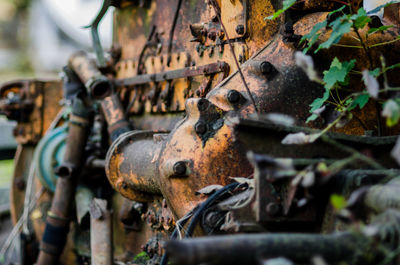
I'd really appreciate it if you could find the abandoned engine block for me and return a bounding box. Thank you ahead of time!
[1,0,400,265]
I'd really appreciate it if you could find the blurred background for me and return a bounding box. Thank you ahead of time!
[0,0,113,212]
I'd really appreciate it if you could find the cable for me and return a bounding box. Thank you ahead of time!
[159,182,242,265]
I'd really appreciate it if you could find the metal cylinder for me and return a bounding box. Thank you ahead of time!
[68,51,112,99]
[166,232,370,265]
[90,198,113,265]
[37,97,92,265]
[100,93,131,141]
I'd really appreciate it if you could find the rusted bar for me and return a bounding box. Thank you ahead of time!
[37,97,92,265]
[166,232,371,265]
[68,51,112,99]
[100,93,131,141]
[90,198,113,265]
[114,61,229,87]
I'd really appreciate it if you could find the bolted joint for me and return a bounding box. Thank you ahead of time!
[266,202,281,217]
[197,98,210,112]
[259,61,276,76]
[235,24,245,35]
[195,121,208,135]
[173,161,187,176]
[227,90,242,104]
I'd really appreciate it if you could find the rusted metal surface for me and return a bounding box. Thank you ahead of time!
[37,97,92,265]
[0,79,63,144]
[90,198,113,265]
[68,51,112,99]
[166,231,373,265]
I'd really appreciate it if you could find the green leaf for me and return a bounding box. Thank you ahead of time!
[317,15,352,52]
[330,194,347,210]
[306,113,319,123]
[265,0,296,20]
[323,58,356,89]
[351,8,371,29]
[369,68,381,77]
[348,94,370,111]
[301,20,327,53]
[368,25,394,35]
[309,88,329,112]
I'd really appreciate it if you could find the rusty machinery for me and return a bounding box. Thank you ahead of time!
[1,0,400,265]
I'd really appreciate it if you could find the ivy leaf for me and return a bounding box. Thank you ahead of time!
[362,70,379,99]
[323,58,356,90]
[348,94,370,111]
[368,25,394,35]
[369,67,381,77]
[301,20,327,53]
[266,0,296,20]
[330,194,347,211]
[309,88,329,113]
[317,15,352,52]
[382,99,400,127]
[351,8,371,29]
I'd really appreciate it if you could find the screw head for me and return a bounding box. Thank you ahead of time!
[266,202,281,216]
[173,161,187,176]
[195,121,207,134]
[260,61,274,76]
[235,24,245,35]
[227,90,241,104]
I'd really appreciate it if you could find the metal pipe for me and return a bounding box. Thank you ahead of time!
[37,97,92,265]
[68,50,112,99]
[90,198,113,265]
[166,232,371,265]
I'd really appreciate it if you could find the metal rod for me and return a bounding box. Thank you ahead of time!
[90,198,113,265]
[166,232,371,265]
[114,61,229,87]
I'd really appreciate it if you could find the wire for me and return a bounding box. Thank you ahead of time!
[159,182,241,265]
[209,0,259,115]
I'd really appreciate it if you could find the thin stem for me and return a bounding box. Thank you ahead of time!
[332,43,363,49]
[369,38,400,48]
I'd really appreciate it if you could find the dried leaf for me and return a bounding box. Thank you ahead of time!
[281,132,319,145]
[295,52,319,82]
[301,171,315,188]
[362,70,379,99]
[382,99,400,127]
[195,184,224,195]
[391,136,400,166]
[264,113,295,126]
[230,177,255,188]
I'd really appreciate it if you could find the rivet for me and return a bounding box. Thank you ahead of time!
[197,99,209,111]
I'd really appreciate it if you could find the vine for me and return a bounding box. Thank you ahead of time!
[267,0,400,141]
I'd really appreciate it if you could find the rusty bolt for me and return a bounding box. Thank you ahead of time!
[197,99,209,111]
[173,161,187,176]
[195,121,207,134]
[227,90,241,104]
[235,24,245,35]
[260,61,275,76]
[266,202,281,216]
